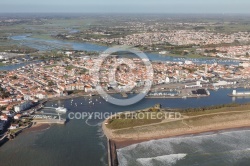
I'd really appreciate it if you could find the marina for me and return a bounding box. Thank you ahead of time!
[0,100,67,145]
[228,90,250,97]
[146,88,210,99]
[31,113,66,125]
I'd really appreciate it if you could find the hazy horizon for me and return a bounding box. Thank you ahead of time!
[1,0,250,14]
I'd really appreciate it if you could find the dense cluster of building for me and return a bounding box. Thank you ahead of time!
[0,55,249,111]
[89,30,250,47]
[198,45,250,60]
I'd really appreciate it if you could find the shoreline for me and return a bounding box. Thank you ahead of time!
[103,117,250,166]
[101,104,250,165]
[103,114,250,145]
[113,125,250,149]
[10,34,246,63]
[23,123,51,133]
[0,123,50,147]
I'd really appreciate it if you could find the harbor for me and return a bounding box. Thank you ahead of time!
[32,113,66,125]
[1,88,250,166]
[146,88,210,99]
[0,100,67,145]
[228,90,250,97]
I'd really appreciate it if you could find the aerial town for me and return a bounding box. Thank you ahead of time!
[1,13,250,166]
[0,53,250,134]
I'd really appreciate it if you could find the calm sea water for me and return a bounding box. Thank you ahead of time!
[0,88,250,166]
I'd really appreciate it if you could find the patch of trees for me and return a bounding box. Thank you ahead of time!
[182,67,196,73]
[48,81,55,86]
[0,86,10,99]
[10,75,18,80]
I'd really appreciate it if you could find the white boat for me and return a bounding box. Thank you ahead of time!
[214,87,219,91]
[55,107,67,114]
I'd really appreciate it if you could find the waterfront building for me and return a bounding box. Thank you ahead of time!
[84,85,93,92]
[0,114,8,121]
[185,81,202,88]
[14,101,32,113]
[213,81,236,87]
[14,114,22,120]
[9,123,19,130]
[239,62,250,68]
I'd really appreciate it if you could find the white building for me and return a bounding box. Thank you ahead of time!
[35,93,47,99]
[185,60,193,65]
[14,101,32,113]
[65,51,73,56]
[185,81,202,88]
[9,124,19,130]
[213,81,236,87]
[165,77,170,83]
[239,62,250,68]
[84,85,93,93]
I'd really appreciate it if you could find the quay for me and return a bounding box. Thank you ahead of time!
[32,119,66,124]
[107,139,118,166]
[22,99,48,116]
[31,112,66,125]
[146,88,210,99]
[228,90,250,97]
[22,99,67,125]
[103,116,119,166]
[0,102,66,145]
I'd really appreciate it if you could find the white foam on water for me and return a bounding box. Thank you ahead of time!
[136,153,187,166]
[223,147,250,163]
[117,129,250,165]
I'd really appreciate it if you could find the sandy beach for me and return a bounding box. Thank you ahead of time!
[114,125,250,149]
[23,123,51,133]
[103,111,250,148]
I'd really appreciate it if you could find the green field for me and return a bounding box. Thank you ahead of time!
[106,103,250,130]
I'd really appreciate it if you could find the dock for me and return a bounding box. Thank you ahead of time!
[32,107,67,125]
[32,119,66,124]
[31,112,66,125]
[228,90,250,97]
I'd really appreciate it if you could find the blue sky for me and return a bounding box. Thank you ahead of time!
[1,0,250,13]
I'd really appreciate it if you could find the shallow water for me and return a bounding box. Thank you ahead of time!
[117,129,250,166]
[0,88,250,166]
